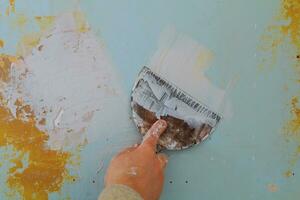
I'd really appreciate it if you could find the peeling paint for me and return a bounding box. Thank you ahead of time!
[0,11,137,198]
[15,15,55,57]
[0,54,73,199]
[262,0,300,174]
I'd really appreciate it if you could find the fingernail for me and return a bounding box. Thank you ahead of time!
[156,120,167,129]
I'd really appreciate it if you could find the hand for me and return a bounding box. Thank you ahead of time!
[104,120,168,200]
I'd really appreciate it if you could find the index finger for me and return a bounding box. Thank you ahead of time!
[139,119,167,150]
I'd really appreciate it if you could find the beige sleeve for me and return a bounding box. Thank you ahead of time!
[98,184,143,200]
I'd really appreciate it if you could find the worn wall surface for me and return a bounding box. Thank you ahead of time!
[0,0,300,200]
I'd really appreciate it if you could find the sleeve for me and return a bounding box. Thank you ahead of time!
[98,184,144,200]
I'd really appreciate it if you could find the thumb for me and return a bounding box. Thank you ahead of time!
[139,119,167,151]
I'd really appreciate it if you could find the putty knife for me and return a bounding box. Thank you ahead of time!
[131,66,221,150]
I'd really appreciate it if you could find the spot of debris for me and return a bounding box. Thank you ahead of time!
[169,180,173,184]
[267,183,278,192]
[38,118,46,125]
[38,45,43,51]
[284,170,294,178]
[67,129,73,133]
[185,180,188,184]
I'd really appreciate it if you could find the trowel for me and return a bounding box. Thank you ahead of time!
[130,66,221,150]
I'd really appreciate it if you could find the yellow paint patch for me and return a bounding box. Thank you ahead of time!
[13,14,28,28]
[284,97,300,169]
[35,16,56,32]
[0,54,74,199]
[9,0,15,13]
[15,16,56,57]
[281,0,300,53]
[286,97,300,134]
[260,0,300,68]
[0,39,4,48]
[0,12,89,199]
[73,12,90,33]
[16,33,42,57]
[0,98,71,200]
[0,54,18,82]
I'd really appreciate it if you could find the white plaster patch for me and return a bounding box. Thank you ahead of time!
[2,12,139,150]
[148,27,232,118]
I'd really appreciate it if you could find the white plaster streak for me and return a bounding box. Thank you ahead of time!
[127,167,138,176]
[148,27,232,117]
[54,108,64,128]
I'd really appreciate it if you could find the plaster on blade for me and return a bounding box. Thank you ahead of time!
[131,66,222,150]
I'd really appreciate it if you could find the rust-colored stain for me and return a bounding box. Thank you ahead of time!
[0,55,72,200]
[282,0,300,170]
